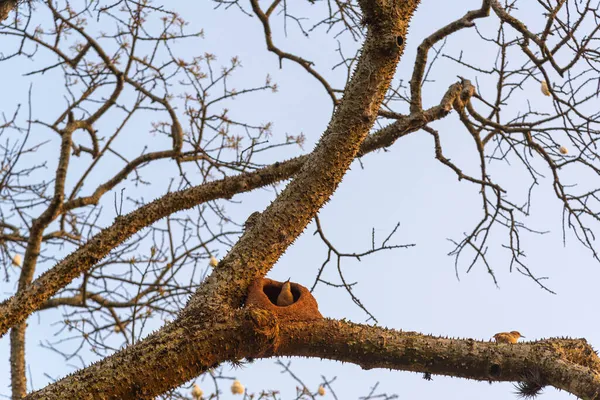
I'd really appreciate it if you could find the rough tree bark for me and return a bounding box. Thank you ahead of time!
[2,1,599,399]
[0,0,17,23]
[21,0,420,398]
[0,81,468,338]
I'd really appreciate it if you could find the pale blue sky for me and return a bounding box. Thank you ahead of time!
[1,1,599,399]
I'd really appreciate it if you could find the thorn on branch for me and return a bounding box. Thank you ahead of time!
[514,367,546,399]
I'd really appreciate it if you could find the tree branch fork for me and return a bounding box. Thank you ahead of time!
[32,304,600,399]
[6,1,599,399]
[0,58,472,339]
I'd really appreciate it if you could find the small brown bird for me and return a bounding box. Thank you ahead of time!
[244,211,261,231]
[493,331,525,344]
[276,279,294,306]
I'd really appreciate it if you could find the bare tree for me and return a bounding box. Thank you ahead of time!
[1,0,600,399]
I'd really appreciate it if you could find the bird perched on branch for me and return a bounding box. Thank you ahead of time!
[276,279,294,306]
[493,331,524,344]
[244,211,261,231]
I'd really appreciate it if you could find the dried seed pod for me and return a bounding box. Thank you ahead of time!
[559,146,568,155]
[231,380,244,395]
[191,383,203,399]
[318,385,326,396]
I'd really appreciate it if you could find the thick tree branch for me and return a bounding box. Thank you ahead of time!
[0,62,481,338]
[25,309,268,400]
[2,2,599,399]
[28,309,600,400]
[20,1,421,397]
[278,320,600,400]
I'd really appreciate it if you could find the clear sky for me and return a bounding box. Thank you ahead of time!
[1,1,598,399]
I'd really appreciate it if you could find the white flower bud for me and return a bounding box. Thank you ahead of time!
[12,254,22,267]
[231,380,244,395]
[541,81,551,96]
[191,383,203,399]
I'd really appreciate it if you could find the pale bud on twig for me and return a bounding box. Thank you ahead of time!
[209,255,218,268]
[541,80,551,96]
[12,254,22,267]
[318,385,326,396]
[191,383,203,399]
[559,145,568,155]
[231,380,244,395]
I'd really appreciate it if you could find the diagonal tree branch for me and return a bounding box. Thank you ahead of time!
[19,1,421,398]
[25,309,264,400]
[0,63,478,338]
[409,0,490,113]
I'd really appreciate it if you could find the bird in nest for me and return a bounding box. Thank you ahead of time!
[276,279,294,306]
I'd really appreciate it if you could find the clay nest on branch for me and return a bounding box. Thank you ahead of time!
[246,278,323,321]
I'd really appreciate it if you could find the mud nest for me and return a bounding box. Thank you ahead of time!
[246,278,323,321]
